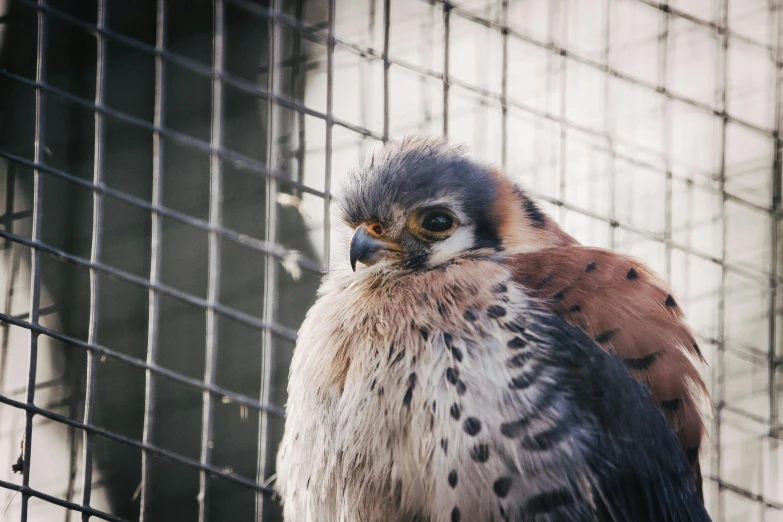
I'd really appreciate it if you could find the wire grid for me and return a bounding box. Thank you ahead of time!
[0,0,780,521]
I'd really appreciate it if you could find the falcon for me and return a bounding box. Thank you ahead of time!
[276,137,710,522]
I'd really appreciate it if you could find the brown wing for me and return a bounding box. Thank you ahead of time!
[508,246,708,499]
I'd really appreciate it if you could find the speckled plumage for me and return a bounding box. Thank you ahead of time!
[276,137,710,522]
[509,247,709,495]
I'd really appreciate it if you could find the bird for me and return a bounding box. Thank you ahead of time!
[275,137,711,521]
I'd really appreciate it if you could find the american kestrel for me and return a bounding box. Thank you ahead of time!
[276,137,710,521]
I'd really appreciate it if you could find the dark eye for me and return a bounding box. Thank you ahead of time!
[421,212,454,233]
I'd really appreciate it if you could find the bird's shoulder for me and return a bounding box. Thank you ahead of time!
[506,246,709,492]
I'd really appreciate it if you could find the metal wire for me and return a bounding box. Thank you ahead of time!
[382,0,390,143]
[442,0,450,137]
[0,226,300,340]
[0,394,275,495]
[323,0,335,270]
[768,0,783,448]
[18,1,46,519]
[79,1,107,518]
[0,0,780,520]
[139,0,167,518]
[499,0,509,172]
[197,1,225,520]
[660,0,673,283]
[713,0,730,517]
[0,311,286,416]
[602,0,616,251]
[256,1,281,518]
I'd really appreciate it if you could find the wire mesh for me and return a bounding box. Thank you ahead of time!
[0,0,780,521]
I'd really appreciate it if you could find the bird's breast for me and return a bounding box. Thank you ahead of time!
[276,260,518,521]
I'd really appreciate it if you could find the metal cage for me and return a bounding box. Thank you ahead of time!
[0,0,780,521]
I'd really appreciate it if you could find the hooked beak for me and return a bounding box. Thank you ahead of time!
[349,225,398,272]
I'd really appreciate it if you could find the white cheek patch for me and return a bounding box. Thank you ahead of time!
[427,226,476,266]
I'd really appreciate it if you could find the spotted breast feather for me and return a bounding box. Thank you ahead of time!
[276,256,710,522]
[430,266,709,522]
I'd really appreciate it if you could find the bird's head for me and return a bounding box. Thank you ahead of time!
[337,137,575,273]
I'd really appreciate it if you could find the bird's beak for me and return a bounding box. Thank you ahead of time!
[349,225,399,272]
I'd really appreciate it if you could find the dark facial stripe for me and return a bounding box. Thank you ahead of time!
[622,351,661,371]
[471,214,503,251]
[523,490,573,514]
[521,194,547,228]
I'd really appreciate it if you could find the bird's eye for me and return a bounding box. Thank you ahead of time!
[421,212,454,233]
[408,208,458,241]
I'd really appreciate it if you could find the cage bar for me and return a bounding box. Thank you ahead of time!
[442,0,450,137]
[79,1,108,519]
[139,0,167,519]
[716,0,729,516]
[196,1,225,521]
[256,0,282,518]
[0,0,780,520]
[18,1,46,519]
[382,0,390,143]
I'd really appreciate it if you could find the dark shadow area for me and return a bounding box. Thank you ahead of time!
[0,0,324,520]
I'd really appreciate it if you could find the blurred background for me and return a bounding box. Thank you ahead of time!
[0,0,780,521]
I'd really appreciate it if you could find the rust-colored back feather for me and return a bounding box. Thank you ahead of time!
[508,246,708,498]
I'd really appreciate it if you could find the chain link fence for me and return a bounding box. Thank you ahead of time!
[0,0,780,521]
